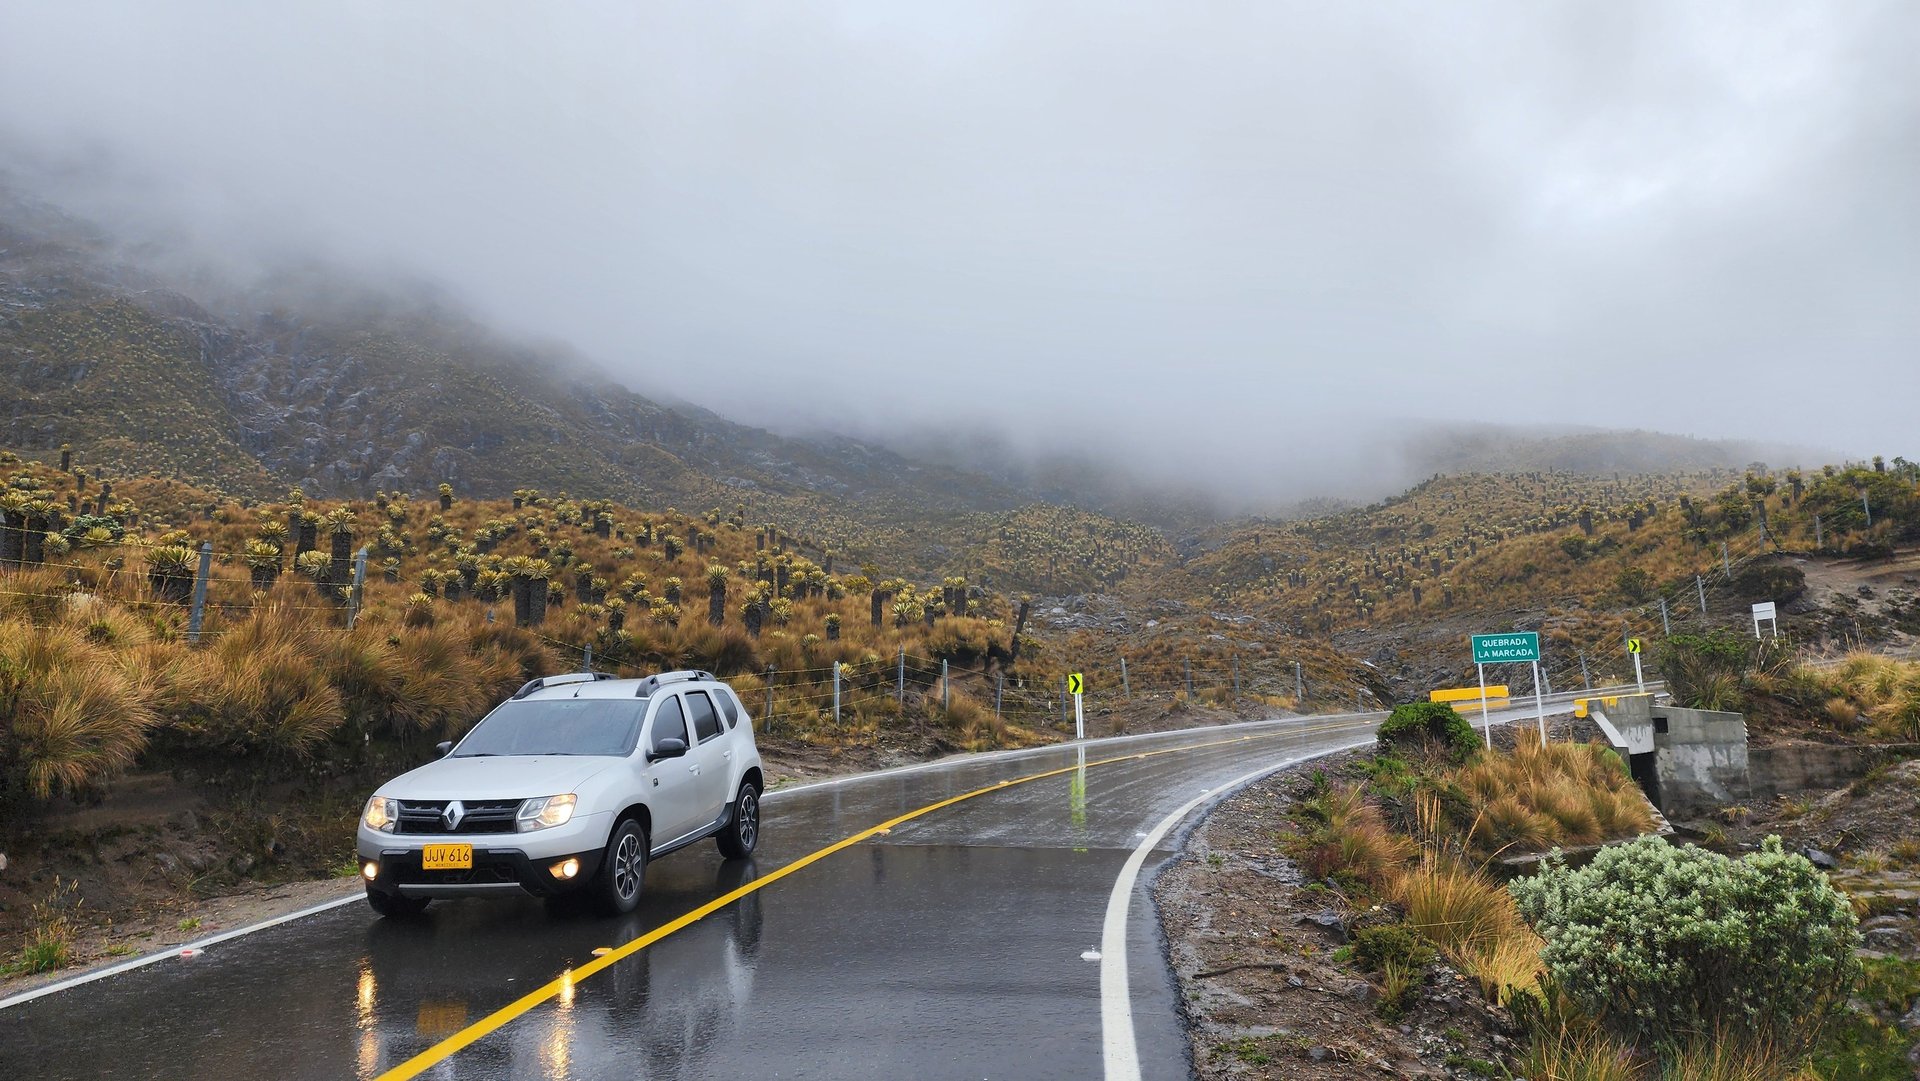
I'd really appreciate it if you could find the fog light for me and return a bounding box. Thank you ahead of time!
[362,861,379,881]
[549,858,580,880]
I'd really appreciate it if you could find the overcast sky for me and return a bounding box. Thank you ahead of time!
[1,2,1914,496]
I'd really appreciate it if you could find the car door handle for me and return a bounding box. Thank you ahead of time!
[688,764,700,774]
[722,750,732,760]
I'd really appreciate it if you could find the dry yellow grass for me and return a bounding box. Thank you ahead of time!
[1455,731,1654,860]
[1392,856,1543,1001]
[0,621,156,799]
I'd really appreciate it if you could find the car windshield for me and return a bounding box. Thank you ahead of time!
[453,699,645,758]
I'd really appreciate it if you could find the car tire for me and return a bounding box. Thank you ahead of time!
[593,819,648,915]
[365,884,430,918]
[715,781,761,860]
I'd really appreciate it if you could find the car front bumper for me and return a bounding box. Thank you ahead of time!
[357,811,613,899]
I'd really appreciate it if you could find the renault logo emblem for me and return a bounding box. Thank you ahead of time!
[443,801,465,831]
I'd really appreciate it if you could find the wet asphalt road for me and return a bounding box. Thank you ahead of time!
[1,701,1578,1080]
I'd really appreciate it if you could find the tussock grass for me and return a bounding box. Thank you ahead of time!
[1393,857,1542,1000]
[0,622,156,799]
[1455,732,1653,860]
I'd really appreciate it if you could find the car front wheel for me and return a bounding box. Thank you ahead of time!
[593,819,648,915]
[716,781,761,860]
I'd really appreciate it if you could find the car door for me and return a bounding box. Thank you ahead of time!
[642,693,703,846]
[681,690,733,826]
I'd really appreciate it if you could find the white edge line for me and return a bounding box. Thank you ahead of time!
[1098,733,1377,1081]
[0,890,364,1010]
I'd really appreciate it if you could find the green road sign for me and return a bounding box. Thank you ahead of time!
[1067,672,1084,695]
[1471,632,1540,664]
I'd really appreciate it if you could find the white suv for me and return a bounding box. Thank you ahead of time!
[356,670,764,917]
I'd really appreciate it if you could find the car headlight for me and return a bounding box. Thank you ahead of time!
[517,794,577,832]
[362,796,400,833]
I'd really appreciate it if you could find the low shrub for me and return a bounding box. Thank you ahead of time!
[1511,836,1860,1051]
[1351,924,1434,972]
[1377,702,1481,763]
[1656,631,1754,712]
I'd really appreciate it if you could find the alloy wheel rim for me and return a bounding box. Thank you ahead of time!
[613,833,641,899]
[739,792,758,849]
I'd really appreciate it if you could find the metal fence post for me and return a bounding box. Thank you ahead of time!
[1184,657,1193,696]
[833,661,841,724]
[941,658,949,712]
[1295,661,1304,703]
[187,541,212,644]
[765,664,775,724]
[1231,655,1240,697]
[347,546,367,629]
[995,671,1004,720]
[1659,597,1671,636]
[896,647,905,707]
[1120,656,1131,699]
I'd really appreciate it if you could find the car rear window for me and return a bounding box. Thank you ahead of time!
[651,696,689,751]
[686,691,723,743]
[715,688,740,728]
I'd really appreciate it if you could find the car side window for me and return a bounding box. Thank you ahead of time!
[651,695,688,751]
[686,691,723,743]
[715,688,740,728]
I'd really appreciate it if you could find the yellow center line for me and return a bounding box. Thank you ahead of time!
[375,716,1372,1080]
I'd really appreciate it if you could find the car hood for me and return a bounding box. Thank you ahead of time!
[380,755,619,801]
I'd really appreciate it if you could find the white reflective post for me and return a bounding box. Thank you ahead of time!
[1531,660,1547,742]
[1073,690,1085,740]
[1476,662,1492,747]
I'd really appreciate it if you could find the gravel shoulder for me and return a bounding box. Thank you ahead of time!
[1152,751,1514,1081]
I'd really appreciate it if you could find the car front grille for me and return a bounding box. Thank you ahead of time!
[409,863,519,885]
[395,799,521,835]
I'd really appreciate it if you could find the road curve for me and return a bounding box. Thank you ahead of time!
[1,695,1605,1080]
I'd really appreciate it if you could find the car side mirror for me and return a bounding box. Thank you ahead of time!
[435,741,453,758]
[648,738,688,762]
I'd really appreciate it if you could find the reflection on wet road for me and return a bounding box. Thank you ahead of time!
[1,706,1567,1079]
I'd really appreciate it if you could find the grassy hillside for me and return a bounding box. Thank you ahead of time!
[1143,461,1920,694]
[0,447,1383,822]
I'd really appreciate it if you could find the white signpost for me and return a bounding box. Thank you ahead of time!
[1068,672,1085,739]
[1752,601,1778,639]
[1471,632,1545,743]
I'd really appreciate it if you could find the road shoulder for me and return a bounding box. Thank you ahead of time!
[1151,751,1512,1080]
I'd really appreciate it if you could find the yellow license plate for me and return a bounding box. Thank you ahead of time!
[422,843,472,870]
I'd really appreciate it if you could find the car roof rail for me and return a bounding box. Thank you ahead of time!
[511,671,617,700]
[636,669,715,697]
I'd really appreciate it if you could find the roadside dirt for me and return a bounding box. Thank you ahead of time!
[1792,549,1920,655]
[1154,754,1514,1081]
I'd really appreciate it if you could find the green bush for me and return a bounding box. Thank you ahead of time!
[1511,835,1860,1050]
[1377,702,1481,762]
[1655,631,1754,711]
[1351,924,1435,973]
